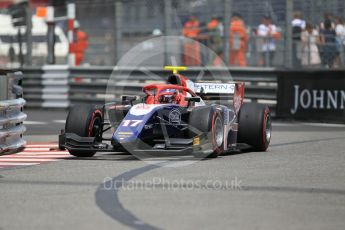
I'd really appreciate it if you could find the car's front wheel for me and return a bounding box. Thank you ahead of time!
[189,106,224,158]
[65,104,103,157]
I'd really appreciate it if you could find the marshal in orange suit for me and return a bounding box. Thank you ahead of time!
[182,16,201,66]
[229,14,248,67]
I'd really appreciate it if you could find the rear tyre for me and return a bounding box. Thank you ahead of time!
[65,104,103,157]
[238,103,271,151]
[189,106,224,158]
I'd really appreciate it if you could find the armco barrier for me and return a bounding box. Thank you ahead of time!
[41,65,69,108]
[21,66,278,111]
[17,66,345,123]
[0,71,27,155]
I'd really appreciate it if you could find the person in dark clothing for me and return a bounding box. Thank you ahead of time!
[291,11,306,68]
[320,20,337,68]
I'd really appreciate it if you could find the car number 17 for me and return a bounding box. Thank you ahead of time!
[121,120,142,127]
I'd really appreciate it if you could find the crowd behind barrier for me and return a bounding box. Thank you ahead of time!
[179,12,345,69]
[1,0,345,69]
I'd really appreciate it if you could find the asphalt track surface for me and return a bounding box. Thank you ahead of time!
[1,109,345,230]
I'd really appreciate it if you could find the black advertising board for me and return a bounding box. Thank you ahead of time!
[277,70,345,123]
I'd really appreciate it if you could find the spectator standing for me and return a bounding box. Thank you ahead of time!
[182,16,201,66]
[291,11,306,68]
[301,23,321,68]
[335,17,345,67]
[319,12,336,30]
[320,20,337,68]
[72,21,88,66]
[229,13,248,67]
[257,16,279,67]
[207,16,223,66]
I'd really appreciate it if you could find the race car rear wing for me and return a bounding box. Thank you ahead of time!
[193,82,245,115]
[193,82,236,94]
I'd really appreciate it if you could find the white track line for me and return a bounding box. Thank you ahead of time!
[19,152,70,155]
[25,144,58,148]
[24,148,60,151]
[0,162,40,166]
[53,120,66,124]
[0,155,71,158]
[24,121,48,125]
[273,122,345,128]
[25,120,65,125]
[0,158,60,162]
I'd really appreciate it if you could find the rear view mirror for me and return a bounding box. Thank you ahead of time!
[121,95,138,105]
[185,97,201,103]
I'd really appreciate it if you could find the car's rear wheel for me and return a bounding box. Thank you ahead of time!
[189,106,224,158]
[238,103,271,151]
[65,104,103,157]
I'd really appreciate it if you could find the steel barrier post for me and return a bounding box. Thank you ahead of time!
[285,0,293,68]
[114,1,123,64]
[67,2,76,66]
[223,0,232,65]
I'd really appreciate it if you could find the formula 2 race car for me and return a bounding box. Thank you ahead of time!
[59,66,271,158]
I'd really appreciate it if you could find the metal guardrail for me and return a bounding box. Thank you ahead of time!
[0,71,27,155]
[21,66,278,111]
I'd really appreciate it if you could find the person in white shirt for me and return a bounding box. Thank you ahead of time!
[301,23,321,67]
[335,18,345,39]
[257,16,277,67]
[335,16,345,67]
[292,13,306,31]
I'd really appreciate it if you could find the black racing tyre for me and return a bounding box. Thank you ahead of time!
[189,106,224,158]
[238,103,271,151]
[65,104,103,157]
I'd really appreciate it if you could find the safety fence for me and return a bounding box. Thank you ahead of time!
[2,0,345,69]
[0,71,27,155]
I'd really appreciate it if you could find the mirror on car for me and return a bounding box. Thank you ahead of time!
[185,97,201,103]
[121,95,139,105]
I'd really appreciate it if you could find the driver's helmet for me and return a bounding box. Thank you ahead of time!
[158,89,178,104]
[158,94,173,104]
[161,88,176,94]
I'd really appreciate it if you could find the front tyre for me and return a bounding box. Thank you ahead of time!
[189,106,224,158]
[238,103,271,151]
[65,104,103,157]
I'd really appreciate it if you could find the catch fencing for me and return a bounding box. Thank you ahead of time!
[2,0,345,69]
[0,71,27,155]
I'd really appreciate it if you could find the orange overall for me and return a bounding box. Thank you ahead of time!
[182,18,201,66]
[74,30,88,66]
[229,19,248,66]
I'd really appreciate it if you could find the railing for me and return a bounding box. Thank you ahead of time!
[0,71,27,155]
[21,66,278,113]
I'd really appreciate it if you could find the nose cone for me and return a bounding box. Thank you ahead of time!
[112,103,163,144]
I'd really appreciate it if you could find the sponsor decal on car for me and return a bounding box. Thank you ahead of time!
[193,83,235,94]
[168,109,181,124]
[121,120,143,127]
[129,103,163,116]
[117,131,134,139]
